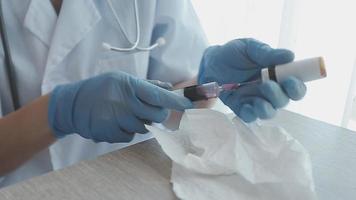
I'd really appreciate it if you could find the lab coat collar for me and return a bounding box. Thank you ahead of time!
[23,0,57,46]
[45,0,101,70]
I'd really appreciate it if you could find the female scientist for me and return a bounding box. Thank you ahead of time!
[0,0,306,187]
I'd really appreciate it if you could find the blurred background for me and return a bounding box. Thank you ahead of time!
[192,0,356,130]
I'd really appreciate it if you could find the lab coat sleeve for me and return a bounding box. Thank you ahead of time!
[0,35,5,184]
[147,0,208,84]
[0,28,16,184]
[0,36,15,116]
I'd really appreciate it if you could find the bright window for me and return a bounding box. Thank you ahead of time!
[192,0,356,128]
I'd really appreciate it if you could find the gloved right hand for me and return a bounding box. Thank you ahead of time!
[48,72,193,143]
[198,38,306,122]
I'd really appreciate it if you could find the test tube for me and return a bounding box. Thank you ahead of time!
[261,57,326,83]
[173,82,222,101]
[174,57,327,102]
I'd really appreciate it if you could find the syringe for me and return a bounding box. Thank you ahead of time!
[173,81,260,101]
[174,57,327,102]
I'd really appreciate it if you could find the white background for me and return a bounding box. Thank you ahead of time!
[192,0,356,128]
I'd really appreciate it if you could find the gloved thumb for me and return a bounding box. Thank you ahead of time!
[245,38,295,68]
[135,80,194,111]
[146,79,173,90]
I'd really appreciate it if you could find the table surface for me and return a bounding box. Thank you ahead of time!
[1,110,356,200]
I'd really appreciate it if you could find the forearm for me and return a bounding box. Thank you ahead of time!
[0,94,56,176]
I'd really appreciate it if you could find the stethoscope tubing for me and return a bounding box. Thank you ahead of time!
[105,0,164,52]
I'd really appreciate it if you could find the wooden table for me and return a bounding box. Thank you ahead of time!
[1,110,356,200]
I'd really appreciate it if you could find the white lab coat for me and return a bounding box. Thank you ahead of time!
[0,0,207,187]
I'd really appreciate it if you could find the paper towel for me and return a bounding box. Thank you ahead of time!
[146,109,317,200]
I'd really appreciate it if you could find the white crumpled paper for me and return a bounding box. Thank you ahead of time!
[146,109,317,200]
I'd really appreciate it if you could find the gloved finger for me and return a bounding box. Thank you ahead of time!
[103,128,135,143]
[135,80,193,111]
[259,81,289,109]
[91,119,135,143]
[245,38,294,67]
[241,97,277,119]
[226,95,276,120]
[119,112,149,134]
[130,99,170,123]
[238,104,257,123]
[280,76,307,101]
[220,83,260,106]
[219,83,258,119]
[146,80,173,90]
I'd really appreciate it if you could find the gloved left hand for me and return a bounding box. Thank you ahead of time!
[198,38,306,122]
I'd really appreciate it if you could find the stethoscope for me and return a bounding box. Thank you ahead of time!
[0,0,165,111]
[102,0,166,52]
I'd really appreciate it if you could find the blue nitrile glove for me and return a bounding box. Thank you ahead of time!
[198,38,306,122]
[48,72,193,143]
